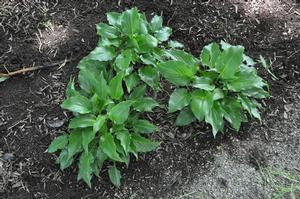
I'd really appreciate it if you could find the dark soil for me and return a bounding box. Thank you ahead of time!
[1,0,300,199]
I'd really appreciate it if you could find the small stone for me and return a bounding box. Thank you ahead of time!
[3,153,14,161]
[47,118,65,128]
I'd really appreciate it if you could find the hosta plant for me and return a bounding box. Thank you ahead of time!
[48,48,161,187]
[158,41,269,136]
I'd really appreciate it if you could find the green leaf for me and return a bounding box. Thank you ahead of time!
[168,40,184,49]
[121,7,141,36]
[108,165,121,188]
[66,79,77,98]
[82,128,97,152]
[222,99,243,131]
[165,49,198,73]
[129,84,146,100]
[107,12,121,26]
[190,90,213,121]
[212,88,224,100]
[92,147,107,176]
[57,149,73,170]
[215,45,244,79]
[136,34,158,52]
[61,94,92,114]
[131,134,160,153]
[158,60,196,86]
[168,88,190,113]
[205,102,224,137]
[96,23,119,39]
[115,50,132,71]
[155,27,172,42]
[0,77,9,83]
[100,132,123,162]
[78,152,94,187]
[200,43,222,68]
[108,101,133,124]
[99,38,121,47]
[69,115,96,129]
[124,73,140,93]
[138,66,160,89]
[132,97,159,112]
[192,77,215,91]
[48,134,68,153]
[79,69,109,99]
[93,115,106,133]
[109,72,124,100]
[67,130,82,159]
[259,55,278,80]
[238,95,261,120]
[89,46,116,61]
[150,15,162,32]
[227,67,267,92]
[132,119,159,134]
[140,54,156,66]
[116,130,131,154]
[175,108,196,126]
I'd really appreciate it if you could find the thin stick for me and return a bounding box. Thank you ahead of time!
[0,59,70,77]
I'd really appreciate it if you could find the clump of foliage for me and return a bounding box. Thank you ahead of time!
[48,7,271,188]
[158,41,269,136]
[48,8,183,187]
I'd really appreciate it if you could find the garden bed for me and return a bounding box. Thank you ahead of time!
[0,0,300,198]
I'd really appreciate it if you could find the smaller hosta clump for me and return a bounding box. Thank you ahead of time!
[48,58,160,187]
[158,41,269,136]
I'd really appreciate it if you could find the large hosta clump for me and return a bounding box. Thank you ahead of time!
[48,8,183,187]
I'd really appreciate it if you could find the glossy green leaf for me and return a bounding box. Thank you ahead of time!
[138,66,160,89]
[78,152,94,187]
[93,115,106,133]
[109,72,124,100]
[222,100,243,131]
[132,97,159,112]
[107,12,121,26]
[155,27,172,42]
[116,130,131,154]
[48,134,68,153]
[192,76,215,91]
[132,119,159,134]
[168,40,184,49]
[215,46,244,79]
[140,54,156,66]
[57,149,73,170]
[88,46,116,61]
[128,84,146,100]
[108,101,133,124]
[158,60,196,86]
[175,108,196,126]
[61,94,92,114]
[150,15,162,32]
[131,134,160,153]
[67,130,82,159]
[238,95,261,120]
[168,88,190,113]
[100,132,123,162]
[227,69,267,92]
[136,34,158,52]
[165,49,198,73]
[124,73,140,93]
[115,50,132,71]
[212,88,224,101]
[96,23,119,39]
[0,77,9,83]
[69,115,96,129]
[121,7,141,36]
[205,102,224,137]
[200,42,221,68]
[82,128,97,152]
[108,165,121,188]
[190,90,213,121]
[92,147,107,176]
